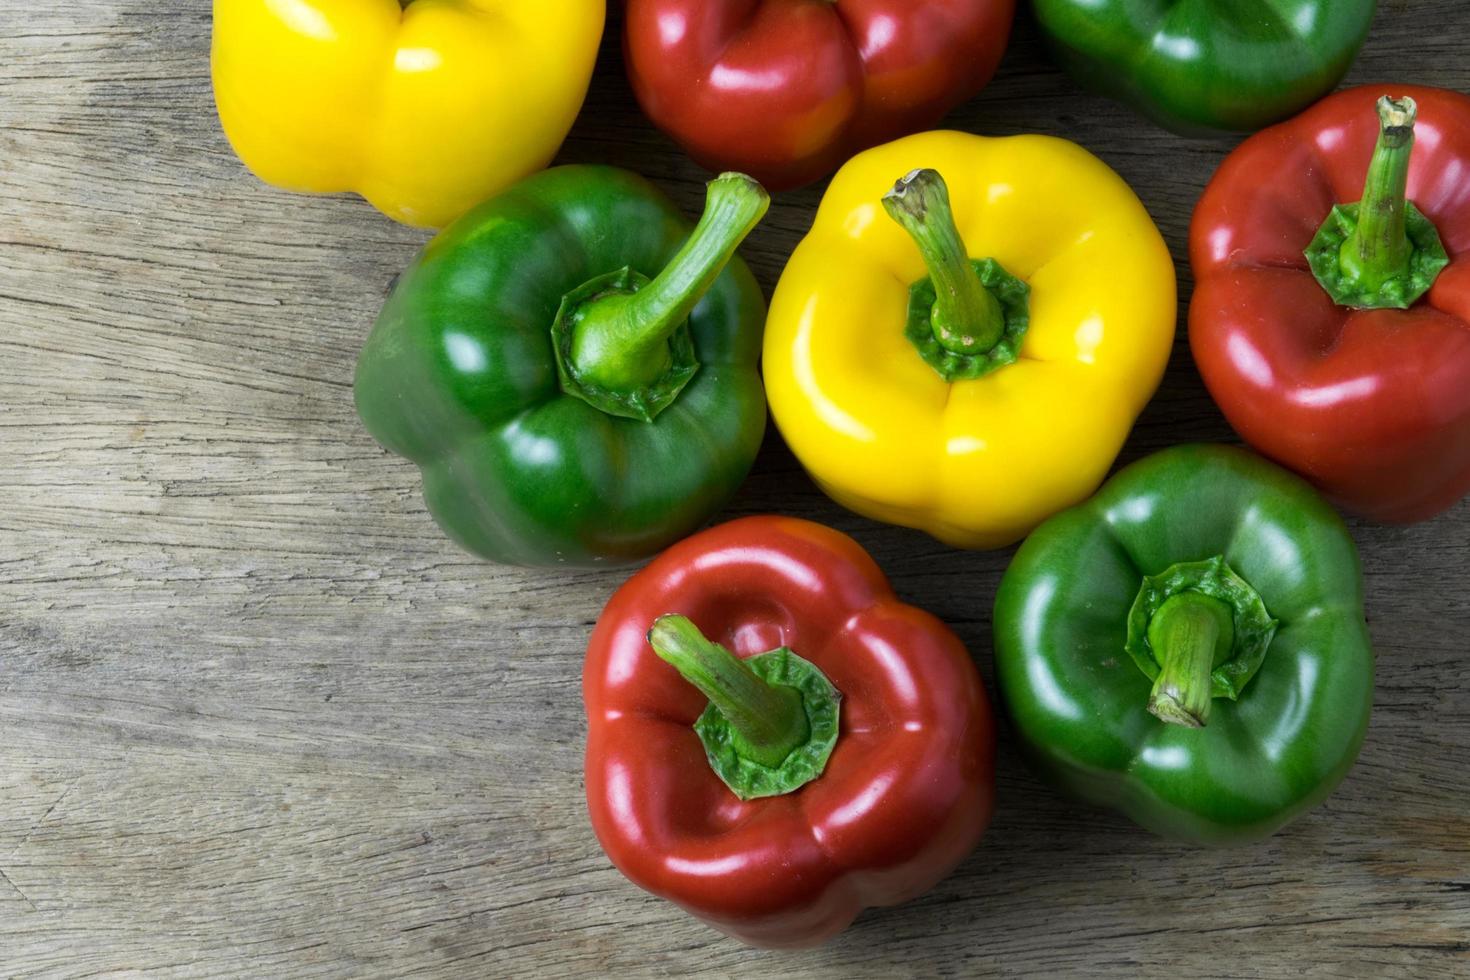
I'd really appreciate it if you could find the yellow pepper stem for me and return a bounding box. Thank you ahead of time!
[883,169,1005,355]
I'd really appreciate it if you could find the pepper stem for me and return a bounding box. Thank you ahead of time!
[570,174,769,394]
[1307,95,1450,310]
[648,615,808,769]
[1146,593,1236,728]
[883,169,1004,355]
[1340,96,1418,292]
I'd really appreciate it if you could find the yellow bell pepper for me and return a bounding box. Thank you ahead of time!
[211,0,605,229]
[764,131,1176,549]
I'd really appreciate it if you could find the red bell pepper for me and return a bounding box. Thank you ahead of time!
[583,516,995,948]
[623,0,1017,191]
[1191,86,1470,523]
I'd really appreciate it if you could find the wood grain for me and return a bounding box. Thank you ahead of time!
[1,1,1467,976]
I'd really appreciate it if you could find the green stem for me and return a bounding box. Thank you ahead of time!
[1146,593,1235,728]
[1339,96,1417,292]
[647,615,808,769]
[570,174,769,393]
[882,169,1004,355]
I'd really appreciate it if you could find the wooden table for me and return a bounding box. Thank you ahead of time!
[3,3,1468,976]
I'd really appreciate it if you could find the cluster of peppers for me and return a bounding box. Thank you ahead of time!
[210,0,1468,952]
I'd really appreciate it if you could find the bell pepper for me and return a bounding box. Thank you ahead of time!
[763,130,1175,549]
[1032,0,1375,135]
[1191,86,1470,524]
[623,1,1017,191]
[354,167,770,566]
[584,516,995,948]
[993,445,1374,845]
[211,0,604,228]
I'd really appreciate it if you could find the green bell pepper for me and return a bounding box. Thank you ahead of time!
[1032,0,1376,134]
[993,445,1374,844]
[355,166,770,567]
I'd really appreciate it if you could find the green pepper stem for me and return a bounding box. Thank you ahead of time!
[570,174,769,393]
[1340,96,1418,292]
[882,169,1004,355]
[647,615,808,769]
[1146,593,1235,728]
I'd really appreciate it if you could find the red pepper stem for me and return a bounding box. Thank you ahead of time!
[1340,96,1418,291]
[1146,593,1235,728]
[883,169,1005,355]
[569,173,769,393]
[648,615,809,769]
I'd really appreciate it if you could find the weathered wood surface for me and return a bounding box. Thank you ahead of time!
[2,2,1468,976]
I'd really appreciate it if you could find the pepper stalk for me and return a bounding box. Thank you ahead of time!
[883,169,1004,355]
[647,614,841,800]
[1124,556,1280,729]
[1340,96,1417,290]
[881,169,1031,382]
[568,174,768,397]
[648,615,809,767]
[1145,593,1235,728]
[549,174,768,422]
[1306,95,1450,310]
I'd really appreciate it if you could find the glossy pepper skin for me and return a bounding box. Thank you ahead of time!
[1191,86,1470,523]
[585,516,995,948]
[623,0,1016,191]
[1033,0,1375,135]
[211,0,604,228]
[355,167,769,567]
[764,130,1175,549]
[994,445,1374,845]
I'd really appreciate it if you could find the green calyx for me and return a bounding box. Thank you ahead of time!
[647,615,841,801]
[552,172,769,422]
[882,169,1030,382]
[1125,556,1279,728]
[1307,96,1450,310]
